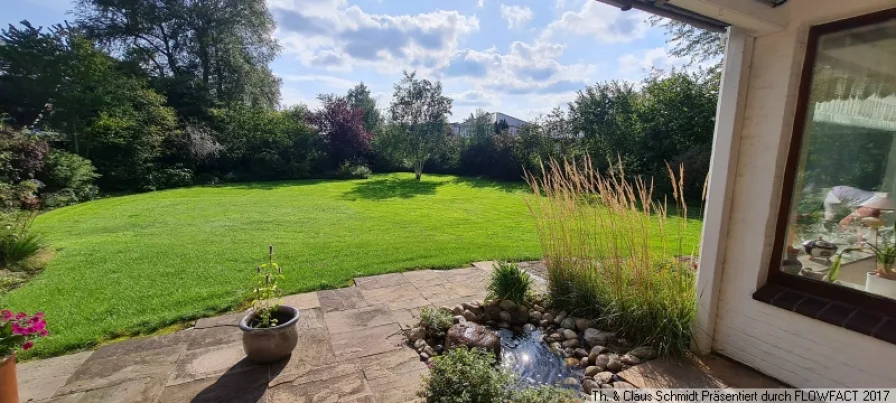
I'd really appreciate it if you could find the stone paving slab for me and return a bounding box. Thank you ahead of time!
[20,264,513,403]
[16,351,92,403]
[318,288,370,312]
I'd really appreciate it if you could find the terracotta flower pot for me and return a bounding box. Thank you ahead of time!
[0,355,19,403]
[239,305,299,364]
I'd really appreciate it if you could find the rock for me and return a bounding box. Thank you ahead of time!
[576,318,597,331]
[588,346,608,365]
[593,354,609,369]
[462,310,477,322]
[563,347,574,357]
[414,339,427,350]
[560,317,577,330]
[420,352,429,361]
[408,327,426,343]
[584,366,601,377]
[610,338,633,352]
[600,384,614,389]
[452,305,464,315]
[549,332,562,341]
[579,357,589,366]
[621,354,641,366]
[434,344,444,354]
[498,299,517,311]
[497,322,511,329]
[539,320,550,328]
[533,304,544,312]
[607,355,623,372]
[561,329,578,340]
[554,310,567,324]
[484,303,502,319]
[627,346,656,360]
[593,371,613,385]
[542,313,554,323]
[445,323,500,354]
[498,311,512,323]
[529,311,543,321]
[461,301,481,311]
[561,339,580,349]
[522,324,536,333]
[427,357,435,365]
[510,310,529,325]
[453,315,467,324]
[583,328,615,347]
[613,381,635,389]
[574,348,589,358]
[550,342,562,351]
[582,379,600,394]
[423,346,434,356]
[561,377,579,387]
[563,358,580,367]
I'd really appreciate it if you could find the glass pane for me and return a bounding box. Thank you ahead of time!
[781,17,896,300]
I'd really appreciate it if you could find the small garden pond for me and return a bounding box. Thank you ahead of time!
[497,327,583,389]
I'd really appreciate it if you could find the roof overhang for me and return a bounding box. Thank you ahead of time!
[595,0,788,35]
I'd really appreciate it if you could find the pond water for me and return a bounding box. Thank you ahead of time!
[497,327,583,389]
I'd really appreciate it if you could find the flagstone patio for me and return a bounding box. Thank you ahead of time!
[17,261,518,403]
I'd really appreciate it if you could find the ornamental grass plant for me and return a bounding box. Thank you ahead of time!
[525,157,700,356]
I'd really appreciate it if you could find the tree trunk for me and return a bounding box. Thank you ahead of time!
[414,160,423,181]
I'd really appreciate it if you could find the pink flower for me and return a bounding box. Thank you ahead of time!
[15,312,26,320]
[22,341,33,350]
[11,323,26,335]
[38,329,48,337]
[0,310,11,321]
[35,312,44,318]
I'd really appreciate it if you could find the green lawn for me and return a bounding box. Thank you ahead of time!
[2,173,704,359]
[4,174,546,358]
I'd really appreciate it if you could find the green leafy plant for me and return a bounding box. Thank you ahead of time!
[0,213,44,271]
[417,306,454,338]
[419,348,514,403]
[249,245,284,328]
[828,226,896,282]
[525,157,699,356]
[511,385,579,403]
[487,262,532,305]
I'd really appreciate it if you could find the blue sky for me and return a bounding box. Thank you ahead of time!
[4,0,690,121]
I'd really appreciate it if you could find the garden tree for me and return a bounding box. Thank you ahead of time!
[457,110,498,177]
[310,95,372,168]
[345,83,382,133]
[75,0,281,111]
[649,16,725,74]
[0,21,68,128]
[569,81,644,173]
[387,71,452,180]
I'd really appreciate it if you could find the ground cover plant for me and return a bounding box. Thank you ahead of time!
[486,262,532,305]
[526,158,702,356]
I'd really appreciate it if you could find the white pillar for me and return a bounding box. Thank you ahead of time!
[692,26,754,355]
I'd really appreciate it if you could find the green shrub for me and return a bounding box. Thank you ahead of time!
[417,306,454,338]
[335,162,372,179]
[0,213,44,271]
[40,150,99,207]
[526,158,699,356]
[487,262,532,305]
[146,168,194,191]
[419,348,514,403]
[511,385,579,403]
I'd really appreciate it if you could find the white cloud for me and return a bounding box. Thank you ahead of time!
[499,4,534,29]
[478,0,486,7]
[279,74,358,90]
[272,0,480,74]
[554,0,566,9]
[616,47,690,79]
[543,0,649,43]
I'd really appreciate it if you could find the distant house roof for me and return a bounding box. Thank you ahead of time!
[594,0,789,33]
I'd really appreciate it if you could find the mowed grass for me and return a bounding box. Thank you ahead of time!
[3,174,544,358]
[2,173,703,359]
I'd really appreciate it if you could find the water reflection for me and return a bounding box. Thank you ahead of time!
[498,327,583,389]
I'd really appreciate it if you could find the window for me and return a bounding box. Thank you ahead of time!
[770,9,896,317]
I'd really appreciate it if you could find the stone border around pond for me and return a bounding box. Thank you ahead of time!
[404,297,658,396]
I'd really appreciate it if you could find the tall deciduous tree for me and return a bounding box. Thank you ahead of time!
[346,83,381,133]
[75,0,281,110]
[387,71,452,180]
[649,16,725,74]
[310,95,372,168]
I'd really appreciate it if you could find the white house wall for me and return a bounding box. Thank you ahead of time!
[711,0,896,387]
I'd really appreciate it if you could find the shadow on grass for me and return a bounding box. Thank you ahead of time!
[342,177,443,200]
[450,176,528,193]
[213,179,331,191]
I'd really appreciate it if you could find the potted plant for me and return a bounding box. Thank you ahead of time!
[1,310,48,403]
[827,225,896,298]
[239,245,299,364]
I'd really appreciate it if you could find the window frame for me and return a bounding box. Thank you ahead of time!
[767,7,896,316]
